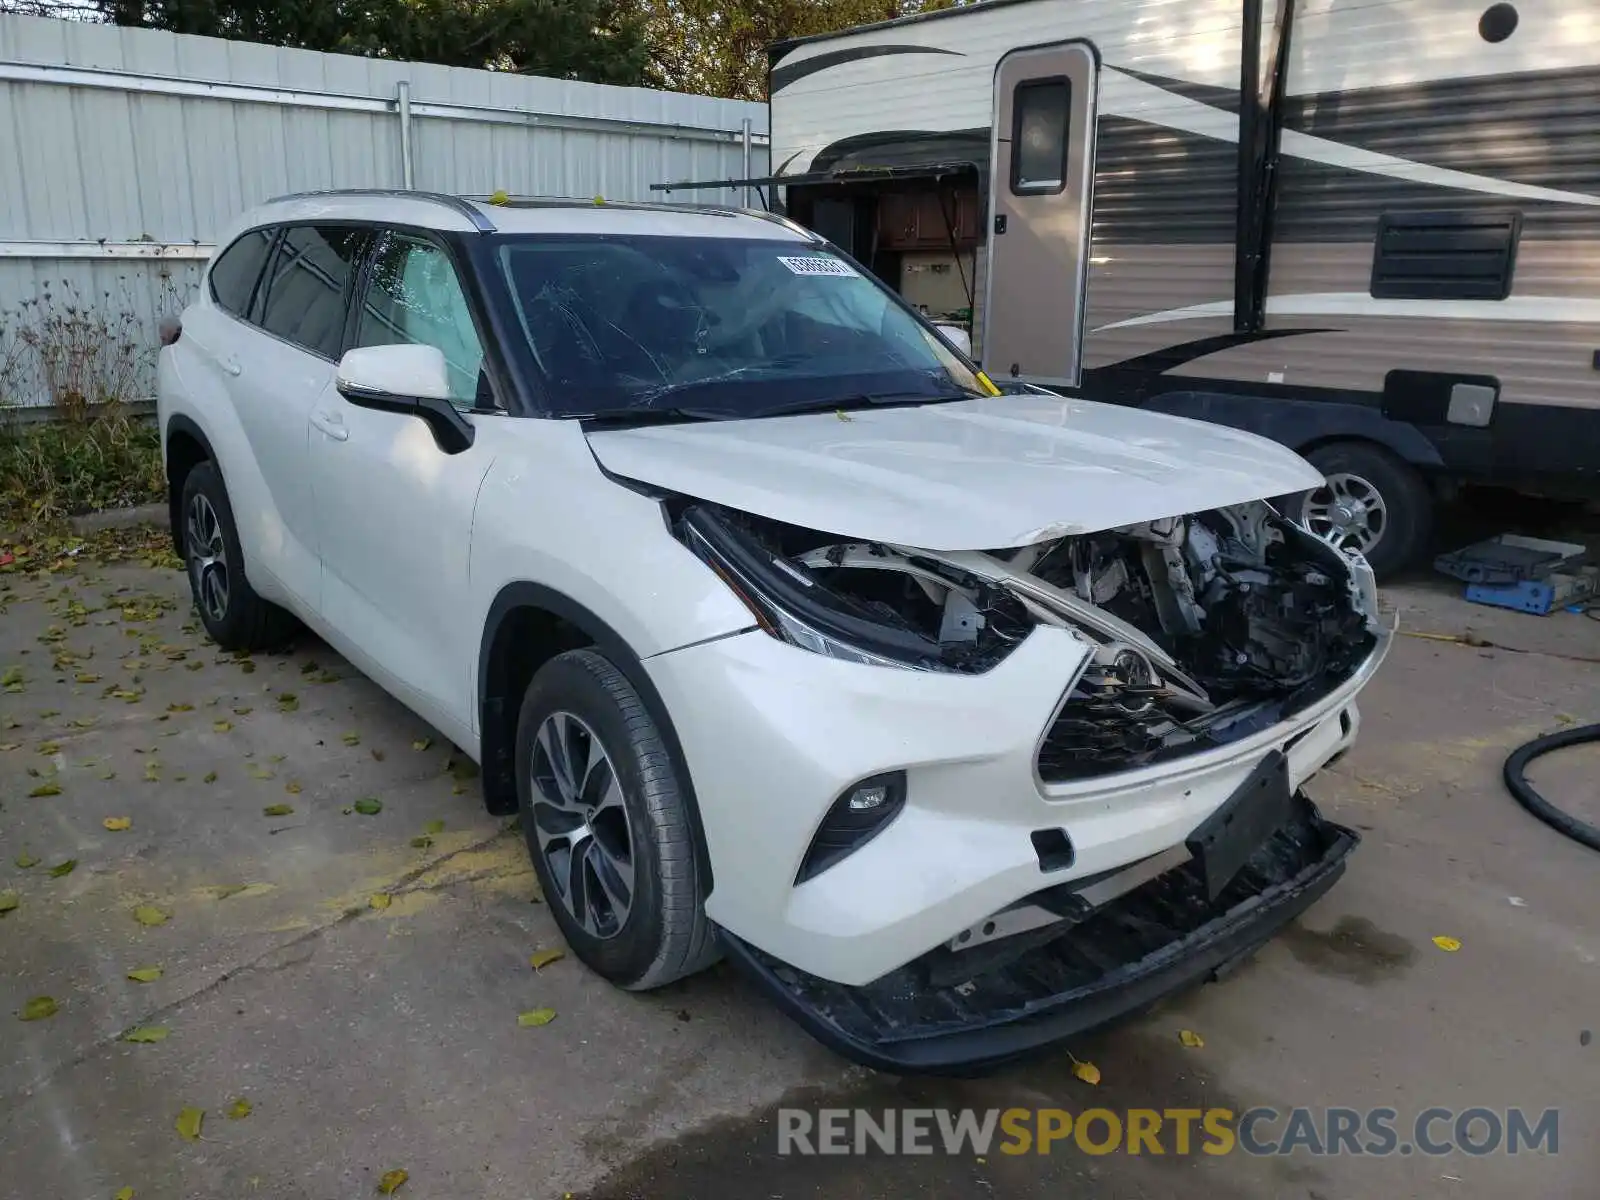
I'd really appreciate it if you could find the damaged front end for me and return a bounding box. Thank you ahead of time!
[678,498,1381,783]
[672,498,1382,1071]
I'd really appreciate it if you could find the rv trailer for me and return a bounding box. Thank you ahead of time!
[657,0,1600,576]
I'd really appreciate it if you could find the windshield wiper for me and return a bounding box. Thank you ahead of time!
[747,389,983,419]
[580,406,730,428]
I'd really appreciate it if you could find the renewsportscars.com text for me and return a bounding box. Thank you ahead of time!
[777,1106,1559,1158]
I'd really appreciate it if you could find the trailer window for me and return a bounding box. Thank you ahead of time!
[1011,78,1071,195]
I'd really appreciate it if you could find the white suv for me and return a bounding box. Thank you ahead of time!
[158,190,1390,1072]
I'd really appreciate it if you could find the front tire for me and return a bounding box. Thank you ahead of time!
[1291,441,1433,579]
[180,461,297,652]
[515,649,719,990]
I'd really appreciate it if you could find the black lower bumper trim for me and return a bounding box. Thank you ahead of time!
[721,793,1355,1074]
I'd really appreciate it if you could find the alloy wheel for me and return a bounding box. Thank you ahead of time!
[528,711,635,939]
[185,492,230,623]
[1302,471,1387,556]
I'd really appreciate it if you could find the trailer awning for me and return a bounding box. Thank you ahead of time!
[650,160,979,195]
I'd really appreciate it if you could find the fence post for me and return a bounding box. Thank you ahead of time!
[396,80,415,189]
[741,116,753,209]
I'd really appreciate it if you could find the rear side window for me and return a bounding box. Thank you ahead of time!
[1011,78,1071,195]
[257,225,369,359]
[207,228,274,316]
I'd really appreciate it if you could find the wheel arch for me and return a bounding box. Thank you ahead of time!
[477,582,715,892]
[164,414,217,556]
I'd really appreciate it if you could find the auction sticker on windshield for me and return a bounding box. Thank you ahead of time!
[778,256,859,277]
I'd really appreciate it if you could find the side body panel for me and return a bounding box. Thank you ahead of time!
[158,296,323,611]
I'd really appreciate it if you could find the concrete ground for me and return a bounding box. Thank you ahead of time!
[2,546,1597,1199]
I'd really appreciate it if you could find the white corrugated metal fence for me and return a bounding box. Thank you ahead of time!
[0,12,769,410]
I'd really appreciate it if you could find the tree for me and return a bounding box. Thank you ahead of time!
[0,0,653,86]
[631,0,963,101]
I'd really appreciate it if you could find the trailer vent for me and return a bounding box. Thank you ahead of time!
[1370,210,1521,301]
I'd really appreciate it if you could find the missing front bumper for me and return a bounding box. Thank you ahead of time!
[721,792,1356,1074]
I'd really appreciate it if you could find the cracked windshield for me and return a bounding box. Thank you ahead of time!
[497,235,986,417]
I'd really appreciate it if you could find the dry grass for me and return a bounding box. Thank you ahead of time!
[1,277,175,533]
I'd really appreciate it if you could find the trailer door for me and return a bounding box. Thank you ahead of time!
[984,41,1098,386]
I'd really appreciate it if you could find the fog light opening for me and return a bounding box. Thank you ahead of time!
[795,771,907,884]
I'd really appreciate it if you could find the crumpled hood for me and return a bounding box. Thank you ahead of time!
[585,394,1324,550]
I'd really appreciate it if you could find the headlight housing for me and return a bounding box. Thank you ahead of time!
[679,505,985,672]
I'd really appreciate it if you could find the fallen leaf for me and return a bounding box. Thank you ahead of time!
[424,819,445,834]
[341,732,360,746]
[1069,1055,1101,1086]
[37,740,61,754]
[369,893,392,910]
[20,996,58,1021]
[175,1106,203,1141]
[409,836,433,849]
[211,884,248,899]
[518,1008,557,1027]
[0,742,19,751]
[103,816,132,831]
[28,783,62,797]
[123,1026,169,1043]
[836,408,854,421]
[115,1188,134,1200]
[377,1168,409,1195]
[213,720,232,733]
[203,771,218,784]
[248,764,274,781]
[236,660,253,674]
[127,966,163,982]
[14,852,38,868]
[226,1097,252,1120]
[262,804,294,817]
[285,780,303,795]
[0,891,18,915]
[48,859,77,878]
[75,672,100,683]
[100,770,116,780]
[1178,1029,1205,1049]
[133,904,169,926]
[370,748,386,762]
[353,797,382,816]
[529,948,565,970]
[276,692,299,712]
[232,706,252,716]
[411,737,432,751]
[1432,935,1462,952]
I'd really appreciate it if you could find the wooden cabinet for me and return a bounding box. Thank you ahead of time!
[876,189,983,251]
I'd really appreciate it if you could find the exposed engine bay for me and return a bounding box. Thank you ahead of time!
[678,501,1380,780]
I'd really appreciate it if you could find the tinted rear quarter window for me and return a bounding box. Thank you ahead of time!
[257,225,369,359]
[208,228,274,316]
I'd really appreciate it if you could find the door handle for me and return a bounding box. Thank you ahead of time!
[310,410,349,442]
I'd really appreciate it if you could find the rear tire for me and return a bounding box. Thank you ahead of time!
[1290,441,1433,579]
[515,648,719,991]
[180,461,298,652]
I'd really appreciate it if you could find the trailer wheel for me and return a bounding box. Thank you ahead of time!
[1290,441,1433,579]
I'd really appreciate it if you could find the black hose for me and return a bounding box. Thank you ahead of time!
[1503,725,1600,852]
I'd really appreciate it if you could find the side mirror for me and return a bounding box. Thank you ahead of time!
[335,344,474,454]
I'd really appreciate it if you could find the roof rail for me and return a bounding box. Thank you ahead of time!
[690,205,823,243]
[266,188,496,233]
